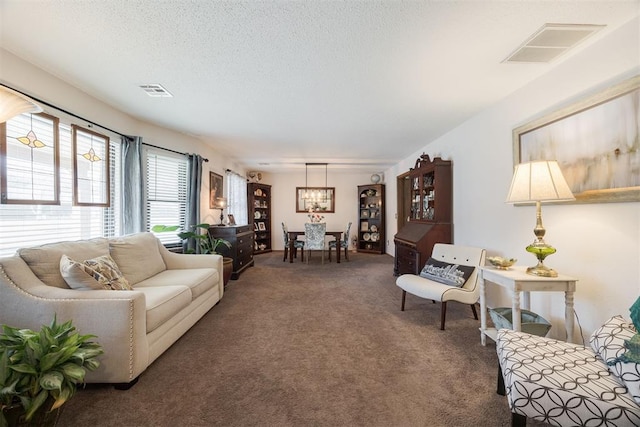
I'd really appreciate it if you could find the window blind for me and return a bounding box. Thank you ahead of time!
[144,147,187,245]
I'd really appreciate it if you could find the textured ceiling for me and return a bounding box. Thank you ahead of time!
[1,1,638,172]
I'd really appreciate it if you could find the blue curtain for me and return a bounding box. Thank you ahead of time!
[121,135,144,235]
[185,154,204,253]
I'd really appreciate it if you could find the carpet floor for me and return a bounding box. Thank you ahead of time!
[60,251,546,427]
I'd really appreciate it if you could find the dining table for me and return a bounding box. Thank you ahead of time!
[287,230,343,263]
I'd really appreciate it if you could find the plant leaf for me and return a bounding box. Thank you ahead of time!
[24,389,48,421]
[39,371,63,391]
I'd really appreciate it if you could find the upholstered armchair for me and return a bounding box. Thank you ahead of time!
[396,243,486,330]
[328,221,351,262]
[282,222,304,262]
[304,222,326,264]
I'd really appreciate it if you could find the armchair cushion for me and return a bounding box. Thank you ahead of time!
[419,257,475,287]
[497,328,640,426]
[60,254,132,291]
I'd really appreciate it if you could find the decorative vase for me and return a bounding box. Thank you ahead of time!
[2,399,62,427]
[222,257,233,287]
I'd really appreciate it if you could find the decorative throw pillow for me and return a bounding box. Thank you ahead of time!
[419,257,475,287]
[589,315,636,367]
[589,315,640,404]
[60,254,132,291]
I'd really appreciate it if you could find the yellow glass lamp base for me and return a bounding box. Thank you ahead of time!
[526,243,558,278]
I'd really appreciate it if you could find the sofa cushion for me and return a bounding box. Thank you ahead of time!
[419,257,475,287]
[18,238,109,288]
[134,268,218,300]
[109,232,166,285]
[133,285,192,333]
[60,254,132,291]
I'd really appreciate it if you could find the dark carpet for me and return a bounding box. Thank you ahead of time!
[60,251,543,427]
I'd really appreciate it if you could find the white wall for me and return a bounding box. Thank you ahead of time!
[260,169,373,250]
[0,48,238,225]
[384,17,640,340]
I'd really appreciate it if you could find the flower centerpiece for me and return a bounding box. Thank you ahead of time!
[307,213,325,223]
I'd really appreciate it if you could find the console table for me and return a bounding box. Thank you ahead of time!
[479,266,578,346]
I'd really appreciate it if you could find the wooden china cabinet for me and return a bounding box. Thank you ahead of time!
[357,184,385,254]
[394,154,452,276]
[248,183,272,254]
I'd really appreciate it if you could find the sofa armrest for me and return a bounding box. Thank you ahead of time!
[157,242,224,299]
[0,255,149,383]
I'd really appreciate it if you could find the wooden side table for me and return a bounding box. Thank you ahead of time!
[479,266,578,346]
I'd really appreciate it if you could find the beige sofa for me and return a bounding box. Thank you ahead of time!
[0,232,223,386]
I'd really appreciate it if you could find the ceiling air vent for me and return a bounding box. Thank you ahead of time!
[503,23,605,64]
[139,84,173,97]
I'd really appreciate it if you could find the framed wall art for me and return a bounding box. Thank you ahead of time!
[513,75,639,203]
[209,171,223,209]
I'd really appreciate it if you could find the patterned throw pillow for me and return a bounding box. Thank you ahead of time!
[418,257,475,287]
[60,254,132,291]
[590,315,640,404]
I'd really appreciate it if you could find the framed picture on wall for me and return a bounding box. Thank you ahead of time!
[513,75,640,203]
[209,172,223,209]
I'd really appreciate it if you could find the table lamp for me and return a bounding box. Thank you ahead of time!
[506,160,575,277]
[215,197,227,226]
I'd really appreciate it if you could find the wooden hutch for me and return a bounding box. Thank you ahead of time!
[394,154,452,276]
[248,183,272,254]
[357,184,385,254]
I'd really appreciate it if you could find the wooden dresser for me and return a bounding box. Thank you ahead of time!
[208,225,254,280]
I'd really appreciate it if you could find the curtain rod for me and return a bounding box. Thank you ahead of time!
[143,142,208,162]
[225,168,244,178]
[1,83,208,162]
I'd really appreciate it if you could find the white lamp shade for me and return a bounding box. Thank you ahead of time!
[215,197,227,209]
[506,160,575,203]
[0,86,42,123]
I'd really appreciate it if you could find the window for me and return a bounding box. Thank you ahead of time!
[1,112,60,204]
[226,170,248,225]
[0,114,121,257]
[144,147,187,245]
[72,125,110,206]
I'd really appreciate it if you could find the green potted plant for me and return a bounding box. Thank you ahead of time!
[0,317,103,427]
[152,224,233,286]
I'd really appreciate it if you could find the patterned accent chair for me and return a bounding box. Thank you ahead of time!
[496,316,640,426]
[328,221,351,262]
[304,222,326,264]
[282,222,304,262]
[396,243,486,330]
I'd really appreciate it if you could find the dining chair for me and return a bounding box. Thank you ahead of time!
[304,222,326,264]
[282,222,304,262]
[328,221,351,262]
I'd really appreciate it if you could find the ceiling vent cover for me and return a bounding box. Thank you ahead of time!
[139,84,173,97]
[503,23,605,64]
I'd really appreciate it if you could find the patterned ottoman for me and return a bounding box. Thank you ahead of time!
[496,316,640,426]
